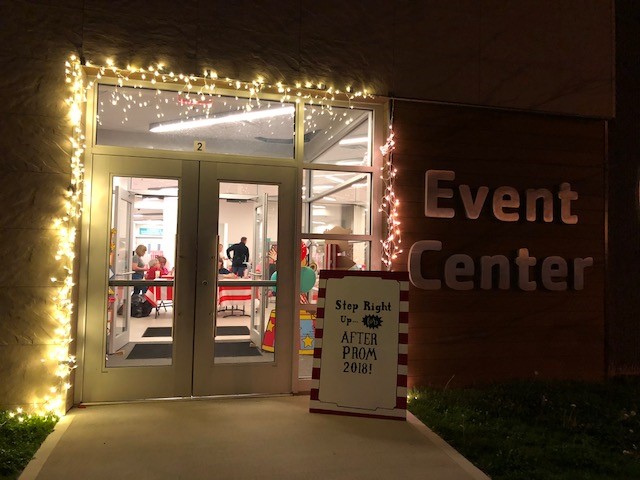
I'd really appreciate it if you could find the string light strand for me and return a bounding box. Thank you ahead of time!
[379,123,401,271]
[22,55,377,418]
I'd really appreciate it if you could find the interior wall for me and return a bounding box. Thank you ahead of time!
[0,0,615,410]
[219,201,255,260]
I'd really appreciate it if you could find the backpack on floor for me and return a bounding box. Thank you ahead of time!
[131,294,153,318]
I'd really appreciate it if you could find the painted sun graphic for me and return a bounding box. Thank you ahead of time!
[362,314,383,329]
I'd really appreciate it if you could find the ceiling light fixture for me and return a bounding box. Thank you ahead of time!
[149,105,295,133]
[336,159,365,166]
[338,136,369,146]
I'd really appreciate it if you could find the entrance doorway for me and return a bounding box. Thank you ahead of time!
[81,154,296,402]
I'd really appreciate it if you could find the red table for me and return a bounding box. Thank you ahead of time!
[218,282,252,316]
[145,277,174,317]
[143,277,253,317]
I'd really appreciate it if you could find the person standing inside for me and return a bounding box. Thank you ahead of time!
[226,237,249,277]
[217,243,230,274]
[132,245,148,294]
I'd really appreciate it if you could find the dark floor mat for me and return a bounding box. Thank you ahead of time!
[214,341,262,357]
[216,326,250,336]
[142,327,172,337]
[127,343,172,359]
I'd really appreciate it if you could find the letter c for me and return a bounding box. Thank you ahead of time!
[408,240,442,290]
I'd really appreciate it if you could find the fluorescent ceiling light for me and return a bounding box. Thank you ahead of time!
[148,188,179,196]
[149,105,295,133]
[338,136,369,146]
[221,193,258,201]
[134,220,164,225]
[336,159,365,166]
[135,199,164,209]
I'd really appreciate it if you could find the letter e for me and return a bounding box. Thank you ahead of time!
[541,256,568,291]
[425,170,455,218]
[444,254,475,290]
[493,187,520,222]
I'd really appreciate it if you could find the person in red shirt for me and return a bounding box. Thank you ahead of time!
[145,258,160,279]
[156,256,170,276]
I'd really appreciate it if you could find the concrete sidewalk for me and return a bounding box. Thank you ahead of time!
[20,395,489,480]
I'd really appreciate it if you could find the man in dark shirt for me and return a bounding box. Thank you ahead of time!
[226,237,250,277]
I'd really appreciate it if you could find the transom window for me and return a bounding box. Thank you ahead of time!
[96,84,296,158]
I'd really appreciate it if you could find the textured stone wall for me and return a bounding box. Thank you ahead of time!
[0,0,614,410]
[0,0,81,411]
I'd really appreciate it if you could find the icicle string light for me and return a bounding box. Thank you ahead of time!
[379,125,402,271]
[83,58,374,130]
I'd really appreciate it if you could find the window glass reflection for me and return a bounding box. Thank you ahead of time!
[214,182,279,364]
[97,85,295,158]
[303,106,372,166]
[302,170,371,235]
[106,176,178,368]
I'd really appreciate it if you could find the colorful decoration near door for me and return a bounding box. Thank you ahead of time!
[262,309,317,354]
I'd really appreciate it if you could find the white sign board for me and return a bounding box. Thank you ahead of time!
[309,271,409,420]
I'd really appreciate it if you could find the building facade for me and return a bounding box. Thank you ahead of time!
[0,0,632,414]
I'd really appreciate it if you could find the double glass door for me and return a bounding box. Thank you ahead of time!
[82,155,296,402]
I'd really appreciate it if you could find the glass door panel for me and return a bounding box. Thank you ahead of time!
[213,183,276,364]
[83,155,198,403]
[108,184,134,354]
[106,176,179,368]
[83,156,296,401]
[252,196,266,348]
[192,162,296,396]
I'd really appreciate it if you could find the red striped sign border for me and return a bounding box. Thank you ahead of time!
[309,270,409,420]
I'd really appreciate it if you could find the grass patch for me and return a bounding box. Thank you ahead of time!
[0,411,57,480]
[408,378,640,480]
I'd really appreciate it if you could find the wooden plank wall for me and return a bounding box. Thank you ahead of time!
[392,101,605,388]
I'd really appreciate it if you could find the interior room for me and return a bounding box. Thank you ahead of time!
[99,84,375,379]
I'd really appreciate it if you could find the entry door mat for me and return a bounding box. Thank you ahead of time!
[214,341,262,357]
[127,343,172,359]
[215,326,250,336]
[142,327,173,337]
